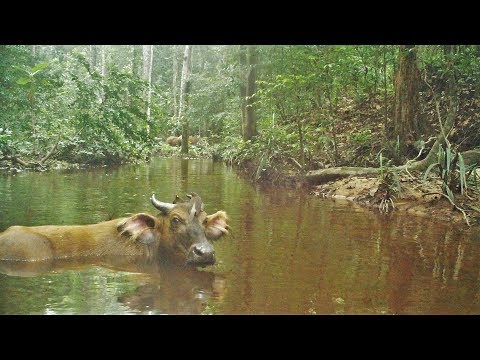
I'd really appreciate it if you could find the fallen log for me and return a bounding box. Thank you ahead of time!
[305,149,480,185]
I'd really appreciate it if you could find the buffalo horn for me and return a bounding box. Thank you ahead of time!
[151,193,175,213]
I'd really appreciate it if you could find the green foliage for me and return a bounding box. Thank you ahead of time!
[351,129,372,145]
[213,124,309,180]
[0,128,13,156]
[376,151,401,213]
[423,143,476,201]
[67,57,158,164]
[0,45,168,167]
[2,44,480,176]
[379,136,402,165]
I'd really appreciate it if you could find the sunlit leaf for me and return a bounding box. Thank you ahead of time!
[16,77,31,85]
[31,62,49,74]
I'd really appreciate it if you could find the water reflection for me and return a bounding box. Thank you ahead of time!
[1,158,480,314]
[117,264,225,315]
[0,256,223,314]
[216,192,480,314]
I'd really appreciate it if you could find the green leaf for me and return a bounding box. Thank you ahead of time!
[16,77,32,85]
[458,152,467,194]
[423,163,439,181]
[467,204,480,213]
[445,186,455,202]
[445,146,451,174]
[31,62,48,74]
[437,144,444,164]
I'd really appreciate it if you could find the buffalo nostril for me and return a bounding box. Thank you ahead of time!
[193,246,204,257]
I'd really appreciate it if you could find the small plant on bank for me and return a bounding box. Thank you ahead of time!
[374,152,401,213]
[423,143,473,202]
[422,143,479,226]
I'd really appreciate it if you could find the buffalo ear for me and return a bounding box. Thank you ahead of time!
[117,213,158,245]
[205,211,229,241]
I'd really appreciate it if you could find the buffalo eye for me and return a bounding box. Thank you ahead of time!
[171,217,182,226]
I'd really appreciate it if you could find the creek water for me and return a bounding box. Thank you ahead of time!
[0,158,479,314]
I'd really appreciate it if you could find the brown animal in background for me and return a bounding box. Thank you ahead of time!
[167,135,182,146]
[0,193,229,267]
[188,136,199,145]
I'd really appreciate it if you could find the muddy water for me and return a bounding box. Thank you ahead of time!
[0,158,479,314]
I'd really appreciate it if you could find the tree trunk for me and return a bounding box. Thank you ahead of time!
[179,45,193,154]
[383,45,388,128]
[296,116,305,170]
[326,79,339,162]
[101,46,106,77]
[146,45,154,127]
[132,45,142,76]
[393,45,420,154]
[142,45,151,81]
[32,45,36,57]
[172,45,180,120]
[239,45,247,135]
[243,45,257,141]
[90,45,97,72]
[141,45,154,131]
[29,86,37,155]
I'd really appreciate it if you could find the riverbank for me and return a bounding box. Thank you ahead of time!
[0,140,213,174]
[232,158,480,229]
[2,151,479,228]
[311,172,480,228]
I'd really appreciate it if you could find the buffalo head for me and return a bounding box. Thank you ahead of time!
[116,193,229,267]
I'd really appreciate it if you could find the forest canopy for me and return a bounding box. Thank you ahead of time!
[0,45,479,175]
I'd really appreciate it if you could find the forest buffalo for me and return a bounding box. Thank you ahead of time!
[166,135,182,146]
[0,193,229,267]
[166,135,200,146]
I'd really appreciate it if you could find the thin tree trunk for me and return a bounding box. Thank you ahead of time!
[101,46,106,77]
[325,68,339,162]
[132,45,142,76]
[383,45,388,128]
[243,45,257,141]
[142,45,151,81]
[172,45,180,120]
[32,45,36,57]
[198,45,205,72]
[146,45,154,127]
[297,116,305,170]
[239,45,247,135]
[90,45,97,72]
[141,45,154,132]
[179,45,193,154]
[29,87,37,155]
[393,45,420,155]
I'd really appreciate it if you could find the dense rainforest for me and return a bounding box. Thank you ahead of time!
[1,45,479,224]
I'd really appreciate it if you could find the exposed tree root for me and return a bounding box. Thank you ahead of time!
[0,137,61,169]
[422,192,471,226]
